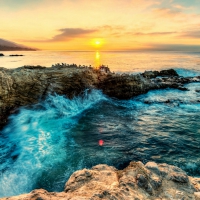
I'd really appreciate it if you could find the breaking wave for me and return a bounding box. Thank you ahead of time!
[0,68,200,197]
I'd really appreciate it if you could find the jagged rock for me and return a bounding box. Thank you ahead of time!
[145,162,160,175]
[0,66,200,128]
[142,69,178,79]
[194,192,200,200]
[196,89,200,93]
[97,73,199,99]
[191,178,200,192]
[159,69,178,77]
[0,65,101,128]
[1,161,200,200]
[142,70,160,78]
[177,86,189,91]
[137,174,153,194]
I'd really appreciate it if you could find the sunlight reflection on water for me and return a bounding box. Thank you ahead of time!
[1,51,200,74]
[1,51,200,197]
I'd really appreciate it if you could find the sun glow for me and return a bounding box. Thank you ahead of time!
[91,39,104,49]
[95,41,101,45]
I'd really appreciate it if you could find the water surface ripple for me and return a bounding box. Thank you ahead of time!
[0,72,200,197]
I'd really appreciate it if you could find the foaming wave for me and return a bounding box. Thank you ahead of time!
[0,89,106,198]
[131,82,200,108]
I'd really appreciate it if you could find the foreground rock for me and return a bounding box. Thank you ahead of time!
[0,65,200,128]
[2,161,200,200]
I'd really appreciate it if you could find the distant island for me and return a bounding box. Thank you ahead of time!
[0,45,36,51]
[0,38,37,51]
[9,54,24,56]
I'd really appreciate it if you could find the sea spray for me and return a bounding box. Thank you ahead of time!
[0,78,200,197]
[0,90,106,197]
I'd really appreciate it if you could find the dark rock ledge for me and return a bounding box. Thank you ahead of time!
[0,64,200,129]
[1,161,200,200]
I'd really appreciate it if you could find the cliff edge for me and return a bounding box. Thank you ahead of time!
[1,161,200,200]
[1,64,200,128]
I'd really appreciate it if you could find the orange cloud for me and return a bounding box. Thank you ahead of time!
[51,28,97,41]
[21,28,97,43]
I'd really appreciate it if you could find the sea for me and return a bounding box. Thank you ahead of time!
[0,50,200,197]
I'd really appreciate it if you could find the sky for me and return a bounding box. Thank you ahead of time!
[0,0,200,51]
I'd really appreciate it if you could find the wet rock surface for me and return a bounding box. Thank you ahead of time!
[97,70,200,99]
[1,161,200,200]
[142,69,178,79]
[1,66,200,199]
[0,65,100,128]
[0,66,200,128]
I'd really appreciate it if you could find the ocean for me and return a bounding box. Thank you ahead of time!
[0,51,200,197]
[1,50,200,75]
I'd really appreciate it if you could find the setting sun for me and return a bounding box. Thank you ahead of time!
[90,39,104,49]
[1,0,200,199]
[95,41,101,45]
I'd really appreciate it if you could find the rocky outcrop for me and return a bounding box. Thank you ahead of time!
[1,66,200,199]
[97,72,200,99]
[0,65,101,128]
[2,161,200,200]
[9,55,24,57]
[1,65,200,128]
[142,69,178,79]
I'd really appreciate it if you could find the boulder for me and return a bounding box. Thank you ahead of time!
[196,89,200,93]
[159,69,178,77]
[142,70,160,78]
[1,161,200,200]
[142,69,178,79]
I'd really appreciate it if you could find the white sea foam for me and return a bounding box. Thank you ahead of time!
[1,73,200,198]
[0,90,106,197]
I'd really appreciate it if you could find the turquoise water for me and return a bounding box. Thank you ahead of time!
[0,73,200,197]
[0,51,200,197]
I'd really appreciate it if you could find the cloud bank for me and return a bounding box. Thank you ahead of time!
[51,28,97,41]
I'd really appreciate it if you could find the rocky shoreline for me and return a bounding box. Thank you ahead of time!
[1,65,200,199]
[1,161,200,200]
[1,64,200,129]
